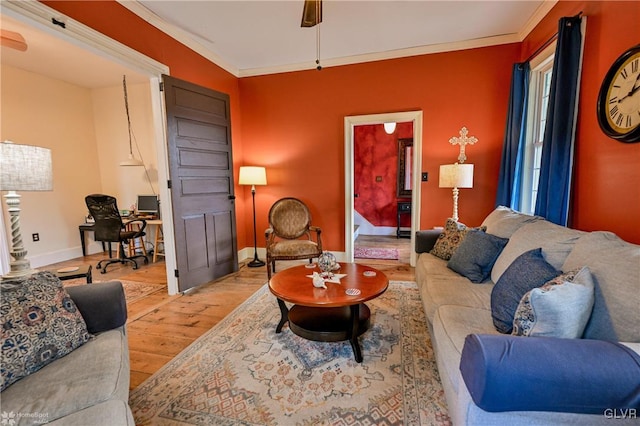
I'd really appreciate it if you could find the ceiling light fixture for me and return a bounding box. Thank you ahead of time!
[384,122,397,134]
[119,75,144,167]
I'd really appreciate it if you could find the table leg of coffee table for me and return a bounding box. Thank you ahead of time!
[276,298,289,333]
[350,304,363,363]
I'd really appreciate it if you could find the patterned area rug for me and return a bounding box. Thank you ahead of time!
[130,281,451,425]
[354,246,399,260]
[64,279,165,304]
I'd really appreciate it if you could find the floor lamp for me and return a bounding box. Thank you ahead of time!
[0,141,53,279]
[439,163,474,222]
[239,166,267,267]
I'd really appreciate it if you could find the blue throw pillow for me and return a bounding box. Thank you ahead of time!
[447,230,509,283]
[490,248,560,333]
[460,334,640,414]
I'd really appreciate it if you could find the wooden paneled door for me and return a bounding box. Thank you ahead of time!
[163,75,238,292]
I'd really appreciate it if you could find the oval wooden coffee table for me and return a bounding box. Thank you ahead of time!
[268,262,388,363]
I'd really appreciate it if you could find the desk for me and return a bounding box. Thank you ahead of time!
[78,223,112,257]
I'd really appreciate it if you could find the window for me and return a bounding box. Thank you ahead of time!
[520,49,554,215]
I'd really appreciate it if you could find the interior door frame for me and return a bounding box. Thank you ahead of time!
[344,111,423,267]
[3,1,180,294]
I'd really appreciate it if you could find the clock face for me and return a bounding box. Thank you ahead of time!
[597,45,640,143]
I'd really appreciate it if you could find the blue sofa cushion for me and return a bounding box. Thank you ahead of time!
[491,248,560,333]
[66,281,127,334]
[460,334,640,413]
[447,230,509,283]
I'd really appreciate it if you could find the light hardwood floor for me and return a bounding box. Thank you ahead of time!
[43,235,414,390]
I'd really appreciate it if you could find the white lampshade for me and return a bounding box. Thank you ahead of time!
[0,141,53,191]
[239,166,267,186]
[383,122,396,134]
[439,163,474,189]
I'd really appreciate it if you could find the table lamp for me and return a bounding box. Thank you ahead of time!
[239,166,267,267]
[0,141,53,279]
[439,163,473,222]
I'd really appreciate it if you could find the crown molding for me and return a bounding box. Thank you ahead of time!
[116,0,239,77]
[518,0,558,41]
[2,0,168,76]
[119,0,556,79]
[239,33,521,77]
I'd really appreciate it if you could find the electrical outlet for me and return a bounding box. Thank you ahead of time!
[32,233,40,242]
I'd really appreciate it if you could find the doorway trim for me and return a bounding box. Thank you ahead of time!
[344,111,423,267]
[3,1,181,294]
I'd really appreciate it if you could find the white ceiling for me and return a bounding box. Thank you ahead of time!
[1,1,555,87]
[128,0,555,76]
[0,14,148,89]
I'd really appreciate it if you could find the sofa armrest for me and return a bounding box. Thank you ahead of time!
[66,281,127,334]
[415,229,442,253]
[460,334,640,414]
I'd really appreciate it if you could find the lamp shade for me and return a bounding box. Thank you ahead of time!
[0,141,53,191]
[238,166,267,186]
[439,163,474,189]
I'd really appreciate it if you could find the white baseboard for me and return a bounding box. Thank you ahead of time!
[30,242,117,268]
[32,244,348,271]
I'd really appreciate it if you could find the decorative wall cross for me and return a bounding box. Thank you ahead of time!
[449,127,478,163]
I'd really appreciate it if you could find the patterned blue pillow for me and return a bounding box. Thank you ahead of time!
[490,248,560,334]
[430,219,486,260]
[447,230,509,283]
[1,272,91,391]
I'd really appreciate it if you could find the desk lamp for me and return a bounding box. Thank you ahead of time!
[0,141,53,279]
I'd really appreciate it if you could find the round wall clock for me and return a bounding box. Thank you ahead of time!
[597,44,640,143]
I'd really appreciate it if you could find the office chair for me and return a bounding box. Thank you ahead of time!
[265,197,322,279]
[85,194,149,274]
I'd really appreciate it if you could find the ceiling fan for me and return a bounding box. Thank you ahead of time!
[301,0,322,28]
[1,29,27,52]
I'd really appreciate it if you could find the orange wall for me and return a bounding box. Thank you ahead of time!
[239,45,519,250]
[42,0,640,251]
[521,1,640,243]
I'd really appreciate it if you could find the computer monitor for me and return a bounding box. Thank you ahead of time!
[137,195,159,215]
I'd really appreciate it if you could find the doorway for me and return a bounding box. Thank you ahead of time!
[2,1,180,294]
[344,111,423,267]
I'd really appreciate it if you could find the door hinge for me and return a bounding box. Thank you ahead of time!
[167,179,172,189]
[159,81,165,92]
[174,269,179,278]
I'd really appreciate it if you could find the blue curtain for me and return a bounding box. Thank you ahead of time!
[495,62,530,209]
[534,16,583,226]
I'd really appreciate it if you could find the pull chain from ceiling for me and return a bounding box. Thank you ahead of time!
[315,0,322,70]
